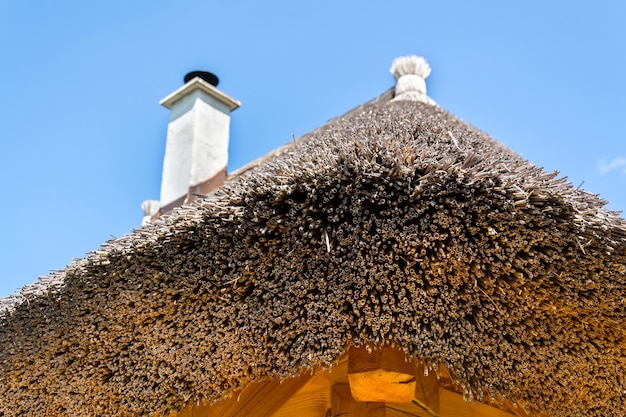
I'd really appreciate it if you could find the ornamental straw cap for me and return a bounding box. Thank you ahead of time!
[390,55,436,105]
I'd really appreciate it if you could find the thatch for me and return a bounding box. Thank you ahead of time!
[1,93,625,417]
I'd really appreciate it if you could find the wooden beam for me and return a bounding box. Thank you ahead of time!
[169,372,313,417]
[271,374,332,417]
[332,383,442,417]
[347,346,416,403]
[332,383,387,416]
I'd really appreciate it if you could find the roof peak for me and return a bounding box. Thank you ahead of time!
[390,55,436,105]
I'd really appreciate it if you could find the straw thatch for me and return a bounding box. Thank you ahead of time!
[1,90,625,417]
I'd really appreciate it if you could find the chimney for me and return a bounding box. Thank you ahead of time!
[148,71,240,218]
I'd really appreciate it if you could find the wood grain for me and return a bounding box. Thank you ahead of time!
[348,346,416,403]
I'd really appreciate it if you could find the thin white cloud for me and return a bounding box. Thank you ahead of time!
[598,157,626,175]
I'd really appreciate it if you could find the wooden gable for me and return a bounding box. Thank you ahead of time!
[168,347,541,417]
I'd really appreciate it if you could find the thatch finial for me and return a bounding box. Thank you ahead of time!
[390,55,436,105]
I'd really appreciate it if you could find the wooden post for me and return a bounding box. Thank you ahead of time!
[414,363,440,414]
[347,346,416,403]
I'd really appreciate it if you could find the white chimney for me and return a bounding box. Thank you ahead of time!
[157,71,240,211]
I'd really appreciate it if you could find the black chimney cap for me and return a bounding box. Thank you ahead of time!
[184,71,219,87]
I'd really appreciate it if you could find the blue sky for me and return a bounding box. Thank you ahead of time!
[0,1,625,297]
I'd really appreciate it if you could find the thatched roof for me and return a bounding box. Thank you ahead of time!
[1,70,625,417]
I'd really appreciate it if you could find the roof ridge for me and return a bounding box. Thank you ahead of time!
[229,87,395,178]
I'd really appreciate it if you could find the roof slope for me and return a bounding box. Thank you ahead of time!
[1,94,625,416]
